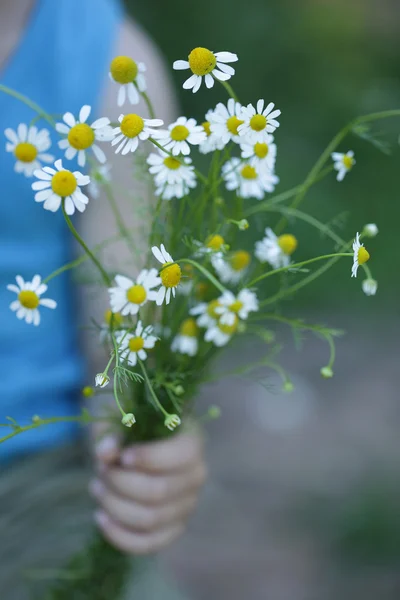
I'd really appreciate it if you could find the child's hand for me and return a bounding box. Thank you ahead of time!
[90,430,207,554]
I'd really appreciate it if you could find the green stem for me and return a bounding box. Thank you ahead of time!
[219,79,240,103]
[247,253,353,288]
[111,336,128,418]
[0,413,107,444]
[0,84,55,127]
[140,90,156,119]
[177,258,226,293]
[138,359,169,417]
[62,202,111,287]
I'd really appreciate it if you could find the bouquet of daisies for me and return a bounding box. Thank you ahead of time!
[1,44,395,597]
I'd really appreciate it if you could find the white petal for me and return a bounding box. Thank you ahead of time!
[35,189,53,202]
[4,128,18,144]
[56,123,70,134]
[166,288,171,304]
[58,138,70,149]
[216,62,235,76]
[91,117,110,129]
[43,194,61,212]
[64,196,75,215]
[17,123,28,142]
[92,144,106,163]
[205,73,214,88]
[212,69,230,82]
[63,112,76,128]
[39,298,57,308]
[183,74,198,90]
[192,77,202,93]
[65,146,77,160]
[127,82,139,104]
[33,310,40,326]
[79,105,91,123]
[155,287,166,306]
[32,180,51,191]
[214,51,238,63]
[77,150,86,167]
[173,60,189,70]
[117,85,126,107]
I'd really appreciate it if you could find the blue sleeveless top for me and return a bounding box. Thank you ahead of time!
[0,0,122,460]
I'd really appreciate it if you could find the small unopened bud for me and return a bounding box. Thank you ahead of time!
[238,219,249,231]
[173,385,185,396]
[320,366,334,379]
[164,414,181,431]
[82,386,94,398]
[237,321,247,333]
[214,196,224,206]
[260,329,275,344]
[32,415,41,423]
[362,278,377,296]
[121,413,136,427]
[95,374,110,388]
[282,381,294,393]
[363,223,378,238]
[208,405,221,419]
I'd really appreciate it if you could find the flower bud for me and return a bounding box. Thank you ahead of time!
[362,278,377,296]
[320,366,333,379]
[82,386,94,398]
[282,381,294,393]
[363,223,378,238]
[214,196,224,206]
[173,384,185,396]
[32,415,41,423]
[95,374,110,388]
[164,414,181,431]
[238,219,249,231]
[208,405,221,419]
[121,413,136,427]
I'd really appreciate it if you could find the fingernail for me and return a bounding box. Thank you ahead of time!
[95,435,118,460]
[89,478,104,498]
[121,448,136,467]
[94,510,109,528]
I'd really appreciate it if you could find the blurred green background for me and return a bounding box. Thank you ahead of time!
[127,0,399,315]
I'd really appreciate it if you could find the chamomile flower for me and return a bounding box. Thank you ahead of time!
[208,99,245,145]
[222,158,279,200]
[7,274,56,326]
[199,116,225,154]
[362,278,377,296]
[193,234,226,258]
[215,289,258,326]
[156,117,206,156]
[108,269,160,316]
[331,150,355,182]
[152,244,182,305]
[240,135,277,171]
[32,159,90,215]
[55,105,113,168]
[255,228,298,269]
[116,322,157,367]
[190,299,222,329]
[147,152,197,200]
[95,374,110,388]
[212,250,251,284]
[5,125,53,177]
[204,315,239,347]
[173,47,238,93]
[351,232,370,277]
[109,56,147,107]
[88,164,111,199]
[171,318,199,356]
[238,100,281,141]
[111,113,163,155]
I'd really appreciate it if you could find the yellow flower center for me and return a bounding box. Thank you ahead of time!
[170,125,189,141]
[18,290,39,309]
[160,262,181,288]
[207,299,221,318]
[129,336,144,352]
[278,234,298,256]
[254,142,269,158]
[202,121,211,136]
[229,300,243,313]
[14,142,37,163]
[110,56,138,84]
[226,116,244,135]
[188,47,216,76]
[358,246,370,265]
[218,315,238,335]
[342,155,354,170]
[120,114,144,138]
[104,309,123,327]
[67,123,95,150]
[250,114,267,132]
[241,165,257,180]
[180,318,198,337]
[51,170,77,197]
[229,250,251,271]
[206,234,225,251]
[126,284,147,304]
[163,156,181,170]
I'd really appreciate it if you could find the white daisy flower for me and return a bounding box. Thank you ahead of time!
[190,299,222,329]
[151,244,182,305]
[171,318,199,356]
[5,124,54,177]
[208,99,245,145]
[193,233,226,258]
[111,113,163,155]
[240,135,277,171]
[215,289,258,326]
[363,223,378,238]
[173,47,238,93]
[165,414,181,431]
[198,115,225,154]
[55,105,113,168]
[156,116,206,156]
[147,151,197,200]
[204,315,239,347]
[222,157,279,200]
[88,164,111,199]
[351,232,370,278]
[32,159,90,215]
[362,278,377,296]
[212,250,251,284]
[238,100,281,141]
[109,56,147,107]
[116,321,157,367]
[108,269,160,316]
[331,150,355,182]
[255,228,298,269]
[7,274,56,326]
[95,374,110,388]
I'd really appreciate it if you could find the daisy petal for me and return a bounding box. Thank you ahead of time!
[173,60,190,70]
[63,112,76,128]
[79,105,91,123]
